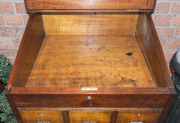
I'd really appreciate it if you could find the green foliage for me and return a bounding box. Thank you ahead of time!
[0,91,17,123]
[0,91,13,115]
[0,113,7,121]
[0,54,17,123]
[0,55,12,84]
[4,115,17,123]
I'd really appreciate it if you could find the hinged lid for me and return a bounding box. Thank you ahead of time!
[25,0,156,13]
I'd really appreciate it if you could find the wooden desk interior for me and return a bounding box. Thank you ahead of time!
[26,35,155,88]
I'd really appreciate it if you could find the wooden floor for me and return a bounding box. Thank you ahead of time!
[26,35,156,87]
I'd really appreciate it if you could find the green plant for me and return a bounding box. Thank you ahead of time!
[0,91,17,123]
[0,54,17,123]
[0,55,12,84]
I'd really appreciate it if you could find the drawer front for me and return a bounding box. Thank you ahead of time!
[117,110,162,123]
[19,110,63,123]
[19,109,162,123]
[69,111,111,123]
[14,94,168,108]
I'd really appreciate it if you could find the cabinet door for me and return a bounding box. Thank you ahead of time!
[19,110,63,123]
[116,110,162,123]
[69,111,111,123]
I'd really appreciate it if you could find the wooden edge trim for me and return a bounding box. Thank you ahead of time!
[5,93,23,123]
[135,28,156,87]
[7,13,45,88]
[10,87,170,94]
[135,13,176,94]
[26,9,154,13]
[158,94,176,123]
[110,111,118,123]
[18,107,163,111]
[7,14,35,88]
[62,111,70,123]
[146,14,176,92]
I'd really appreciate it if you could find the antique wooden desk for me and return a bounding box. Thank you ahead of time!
[6,0,176,123]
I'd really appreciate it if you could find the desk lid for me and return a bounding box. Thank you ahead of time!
[24,0,156,13]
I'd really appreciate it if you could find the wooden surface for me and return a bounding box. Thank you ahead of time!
[116,110,162,123]
[18,109,162,123]
[6,14,45,123]
[10,87,171,94]
[19,110,63,123]
[6,94,23,123]
[69,111,111,123]
[12,94,169,108]
[28,9,154,13]
[110,111,118,123]
[6,12,175,123]
[62,111,70,123]
[43,14,138,36]
[158,95,176,123]
[24,0,156,12]
[7,14,45,87]
[26,35,155,88]
[136,14,176,122]
[136,13,175,90]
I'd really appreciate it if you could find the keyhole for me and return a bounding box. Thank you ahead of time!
[88,96,91,100]
[40,113,43,116]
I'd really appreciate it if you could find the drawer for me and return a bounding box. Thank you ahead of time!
[69,111,111,123]
[117,110,162,123]
[19,110,63,123]
[69,110,162,123]
[18,109,162,123]
[19,110,111,123]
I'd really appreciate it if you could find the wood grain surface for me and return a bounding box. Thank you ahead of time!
[8,14,45,87]
[6,10,175,123]
[116,110,162,123]
[19,110,63,123]
[136,13,175,90]
[26,35,155,88]
[110,111,118,123]
[62,111,70,123]
[24,0,156,11]
[28,9,154,13]
[69,111,111,123]
[18,109,162,123]
[43,14,138,36]
[12,94,169,108]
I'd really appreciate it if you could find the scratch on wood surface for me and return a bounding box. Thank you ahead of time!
[97,46,106,52]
